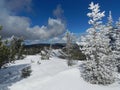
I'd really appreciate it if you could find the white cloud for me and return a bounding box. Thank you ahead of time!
[53,4,64,19]
[0,0,66,41]
[27,18,66,40]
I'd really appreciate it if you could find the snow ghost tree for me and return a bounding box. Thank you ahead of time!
[80,2,116,85]
[65,31,74,66]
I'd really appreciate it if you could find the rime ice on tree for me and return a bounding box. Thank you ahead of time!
[80,2,116,85]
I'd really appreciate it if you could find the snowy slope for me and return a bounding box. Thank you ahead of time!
[0,54,120,90]
[9,55,70,90]
[40,68,120,90]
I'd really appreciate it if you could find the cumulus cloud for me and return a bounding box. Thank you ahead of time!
[27,18,66,40]
[0,0,66,41]
[53,4,64,19]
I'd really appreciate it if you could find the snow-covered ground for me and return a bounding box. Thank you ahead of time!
[0,54,120,90]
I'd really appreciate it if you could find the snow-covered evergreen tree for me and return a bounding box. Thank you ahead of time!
[114,30,120,72]
[107,11,113,26]
[80,2,116,85]
[114,18,120,72]
[106,11,116,50]
[116,17,120,28]
[65,31,74,66]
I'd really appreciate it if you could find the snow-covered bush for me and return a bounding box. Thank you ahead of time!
[40,47,50,60]
[80,2,116,85]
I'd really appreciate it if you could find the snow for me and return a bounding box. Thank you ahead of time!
[0,54,120,90]
[40,68,120,90]
[8,55,70,90]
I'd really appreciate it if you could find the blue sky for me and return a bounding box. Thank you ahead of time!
[0,0,120,42]
[24,0,120,33]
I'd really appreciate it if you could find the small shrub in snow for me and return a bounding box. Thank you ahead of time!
[67,60,73,66]
[37,61,41,65]
[21,66,32,78]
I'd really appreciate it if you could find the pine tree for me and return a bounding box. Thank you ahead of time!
[106,11,116,50]
[9,36,24,63]
[0,26,24,68]
[80,2,116,85]
[114,18,120,72]
[116,17,120,28]
[0,26,10,68]
[107,11,113,26]
[65,31,74,66]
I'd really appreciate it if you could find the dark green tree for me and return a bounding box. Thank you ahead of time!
[0,26,10,68]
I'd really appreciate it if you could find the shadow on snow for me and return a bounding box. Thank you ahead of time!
[0,64,30,90]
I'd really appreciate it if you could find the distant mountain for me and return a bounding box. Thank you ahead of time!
[23,43,66,49]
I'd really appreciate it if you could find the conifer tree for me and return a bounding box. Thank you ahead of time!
[80,2,116,85]
[65,31,74,66]
[106,11,116,50]
[9,36,24,61]
[116,17,120,28]
[0,26,10,68]
[114,18,120,72]
[107,11,113,26]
